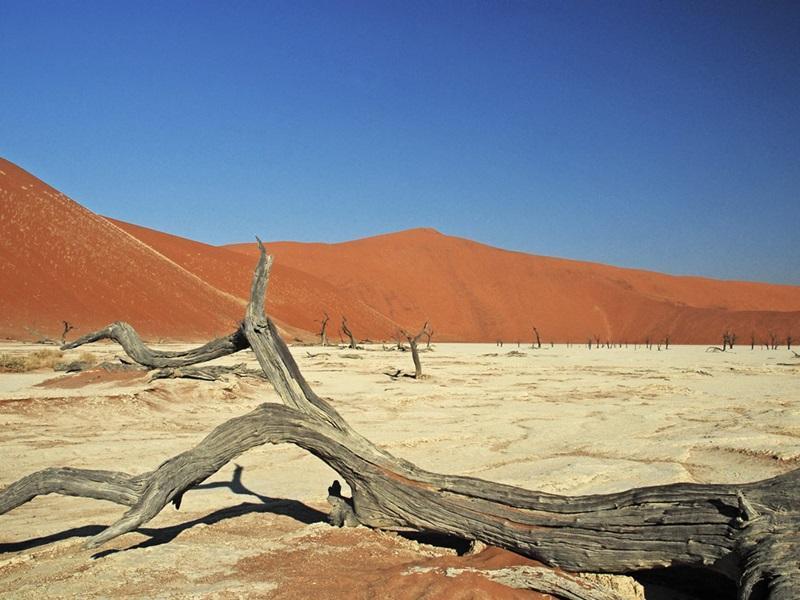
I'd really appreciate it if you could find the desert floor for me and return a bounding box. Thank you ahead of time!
[0,342,798,599]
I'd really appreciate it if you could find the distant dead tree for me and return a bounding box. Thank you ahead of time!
[393,331,407,351]
[319,313,330,347]
[399,322,432,379]
[594,335,601,349]
[424,326,433,350]
[768,331,779,350]
[341,317,358,350]
[751,333,756,350]
[587,337,592,350]
[787,336,793,351]
[663,335,670,350]
[60,320,75,344]
[532,326,541,349]
[645,337,651,350]
[719,330,736,351]
[722,330,736,351]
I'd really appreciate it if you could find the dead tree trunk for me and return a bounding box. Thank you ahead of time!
[769,332,779,351]
[400,322,432,379]
[532,326,541,349]
[60,320,75,344]
[424,327,433,350]
[319,312,329,346]
[341,317,357,350]
[3,243,800,599]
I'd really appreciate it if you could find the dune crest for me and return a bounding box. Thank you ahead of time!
[2,158,797,343]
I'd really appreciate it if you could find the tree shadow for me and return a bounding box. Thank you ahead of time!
[0,525,106,553]
[1,465,327,557]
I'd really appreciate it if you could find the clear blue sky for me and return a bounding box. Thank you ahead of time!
[2,1,798,284]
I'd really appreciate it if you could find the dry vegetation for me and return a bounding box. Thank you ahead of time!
[0,349,63,373]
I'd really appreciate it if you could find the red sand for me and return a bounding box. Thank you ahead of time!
[227,230,800,344]
[0,159,246,342]
[2,157,798,343]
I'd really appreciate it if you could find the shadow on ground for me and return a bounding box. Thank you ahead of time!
[0,465,327,556]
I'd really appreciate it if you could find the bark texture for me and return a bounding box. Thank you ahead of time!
[61,322,249,368]
[341,317,358,350]
[401,322,432,379]
[3,243,799,599]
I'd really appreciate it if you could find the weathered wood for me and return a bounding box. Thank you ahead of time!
[3,242,799,599]
[149,363,265,382]
[341,317,358,350]
[400,322,431,379]
[60,320,75,344]
[61,322,249,368]
[319,312,329,347]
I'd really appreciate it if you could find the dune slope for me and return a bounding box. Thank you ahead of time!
[0,159,245,341]
[227,229,800,344]
[2,157,797,344]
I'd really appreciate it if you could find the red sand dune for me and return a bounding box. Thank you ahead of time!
[227,231,800,344]
[0,159,246,342]
[2,157,798,344]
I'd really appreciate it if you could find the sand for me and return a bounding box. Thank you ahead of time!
[3,157,799,345]
[0,342,798,598]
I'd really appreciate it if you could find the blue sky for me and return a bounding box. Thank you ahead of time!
[1,1,798,284]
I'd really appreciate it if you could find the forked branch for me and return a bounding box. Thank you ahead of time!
[61,322,249,368]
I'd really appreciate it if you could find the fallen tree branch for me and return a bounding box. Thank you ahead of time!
[3,241,799,599]
[61,322,249,368]
[148,363,265,382]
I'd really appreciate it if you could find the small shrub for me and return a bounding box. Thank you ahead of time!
[0,354,26,372]
[0,349,64,372]
[78,351,97,364]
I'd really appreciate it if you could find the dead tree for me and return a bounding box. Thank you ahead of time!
[318,312,330,346]
[769,332,779,350]
[663,335,670,350]
[399,322,432,379]
[340,316,358,350]
[787,336,793,351]
[3,243,800,599]
[424,326,433,350]
[60,320,75,344]
[719,330,736,352]
[532,326,541,349]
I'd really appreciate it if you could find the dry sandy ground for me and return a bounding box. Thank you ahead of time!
[0,342,798,599]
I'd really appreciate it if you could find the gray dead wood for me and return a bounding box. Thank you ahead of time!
[533,326,542,349]
[148,363,265,382]
[3,242,799,599]
[400,322,432,379]
[340,317,358,350]
[54,360,96,373]
[61,320,75,345]
[319,312,329,347]
[61,321,249,368]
